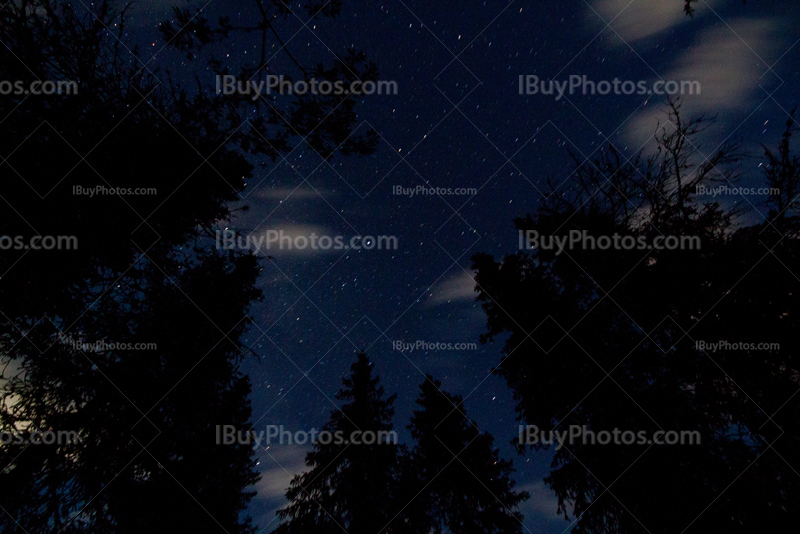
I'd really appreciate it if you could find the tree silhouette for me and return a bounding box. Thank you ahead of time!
[407,376,529,534]
[274,352,408,534]
[0,250,263,533]
[0,0,379,531]
[158,0,379,161]
[472,100,800,532]
[272,358,528,534]
[763,108,800,228]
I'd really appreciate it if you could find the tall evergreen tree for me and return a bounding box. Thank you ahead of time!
[274,352,408,534]
[407,376,529,534]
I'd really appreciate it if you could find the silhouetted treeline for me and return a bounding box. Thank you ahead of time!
[273,352,528,534]
[0,0,378,531]
[473,100,800,532]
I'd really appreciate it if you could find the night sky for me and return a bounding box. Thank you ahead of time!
[120,0,800,531]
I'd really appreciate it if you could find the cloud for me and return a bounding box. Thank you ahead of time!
[622,18,782,148]
[253,444,311,530]
[518,480,570,529]
[423,272,477,307]
[592,0,701,43]
[243,224,353,257]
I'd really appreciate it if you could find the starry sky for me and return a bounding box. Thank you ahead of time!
[122,0,800,531]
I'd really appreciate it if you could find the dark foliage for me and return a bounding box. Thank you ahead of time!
[0,0,378,531]
[274,354,528,534]
[473,100,800,533]
[406,375,529,534]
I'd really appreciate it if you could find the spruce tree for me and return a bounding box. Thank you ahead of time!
[407,376,529,534]
[274,352,408,534]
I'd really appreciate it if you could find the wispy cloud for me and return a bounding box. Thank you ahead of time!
[518,480,570,530]
[423,272,477,307]
[622,17,783,148]
[252,444,310,530]
[592,0,705,43]
[243,224,349,257]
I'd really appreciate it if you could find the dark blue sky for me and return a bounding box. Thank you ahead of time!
[125,1,800,531]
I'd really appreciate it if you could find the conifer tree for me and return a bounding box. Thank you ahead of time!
[407,376,529,534]
[274,353,408,534]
